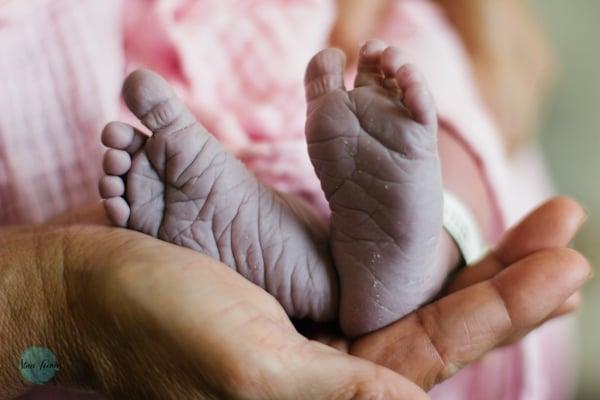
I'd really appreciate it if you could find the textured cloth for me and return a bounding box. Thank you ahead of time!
[0,0,573,399]
[0,0,123,225]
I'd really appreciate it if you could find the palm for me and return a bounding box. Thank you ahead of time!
[73,196,588,399]
[291,197,589,390]
[79,228,422,399]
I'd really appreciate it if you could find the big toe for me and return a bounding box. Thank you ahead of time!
[304,48,347,102]
[122,69,195,133]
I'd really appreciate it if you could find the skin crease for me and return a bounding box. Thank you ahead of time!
[0,197,590,399]
[101,70,339,322]
[98,0,544,343]
[0,2,575,398]
[0,224,425,400]
[101,38,493,337]
[101,53,460,337]
[303,197,589,388]
[305,42,446,336]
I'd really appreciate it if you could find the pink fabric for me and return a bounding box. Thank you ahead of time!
[0,0,573,399]
[123,0,336,217]
[0,0,123,225]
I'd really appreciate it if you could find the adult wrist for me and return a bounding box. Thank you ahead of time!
[0,225,85,395]
[57,226,222,398]
[57,225,132,393]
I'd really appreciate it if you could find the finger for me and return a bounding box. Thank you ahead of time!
[551,291,582,317]
[350,247,591,390]
[494,197,586,264]
[499,291,582,346]
[448,196,586,292]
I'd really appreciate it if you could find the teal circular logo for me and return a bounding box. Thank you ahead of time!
[19,347,58,385]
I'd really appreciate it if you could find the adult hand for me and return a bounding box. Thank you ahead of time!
[0,224,426,399]
[322,197,590,390]
[1,198,587,399]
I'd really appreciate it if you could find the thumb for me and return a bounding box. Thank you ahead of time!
[285,340,429,400]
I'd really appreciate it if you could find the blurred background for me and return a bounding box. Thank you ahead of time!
[529,1,600,398]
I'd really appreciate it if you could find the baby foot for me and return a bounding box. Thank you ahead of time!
[99,69,337,321]
[305,40,443,336]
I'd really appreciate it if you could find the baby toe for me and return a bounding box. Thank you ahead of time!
[380,46,410,92]
[103,197,130,227]
[103,149,132,176]
[102,121,147,154]
[381,46,408,78]
[99,175,125,198]
[396,64,436,127]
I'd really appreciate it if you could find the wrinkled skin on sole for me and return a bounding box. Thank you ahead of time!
[101,40,445,337]
[305,41,443,336]
[100,70,338,322]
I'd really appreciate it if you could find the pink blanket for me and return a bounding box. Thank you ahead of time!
[0,0,574,399]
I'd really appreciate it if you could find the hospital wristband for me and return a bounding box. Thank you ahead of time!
[443,190,486,266]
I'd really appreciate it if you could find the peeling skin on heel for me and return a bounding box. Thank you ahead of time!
[305,45,444,337]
